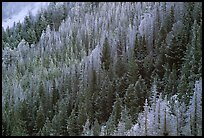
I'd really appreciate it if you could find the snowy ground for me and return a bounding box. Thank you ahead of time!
[2,2,49,29]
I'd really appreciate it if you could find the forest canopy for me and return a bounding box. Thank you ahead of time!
[2,2,202,136]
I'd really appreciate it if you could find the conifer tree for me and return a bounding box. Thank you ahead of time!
[82,119,92,136]
[92,119,101,136]
[67,109,79,136]
[186,79,202,136]
[41,117,52,136]
[36,105,45,132]
[101,37,111,71]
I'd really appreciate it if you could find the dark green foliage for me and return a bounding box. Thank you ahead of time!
[104,94,122,135]
[77,103,87,134]
[66,109,80,136]
[51,80,60,111]
[163,64,178,97]
[36,105,45,132]
[177,20,202,103]
[111,94,122,128]
[11,120,28,136]
[166,6,175,33]
[126,56,140,86]
[41,117,52,136]
[101,37,111,71]
[115,57,126,78]
[124,76,148,123]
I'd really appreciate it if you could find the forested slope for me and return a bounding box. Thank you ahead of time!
[2,2,202,136]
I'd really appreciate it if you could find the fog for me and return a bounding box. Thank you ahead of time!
[2,2,49,29]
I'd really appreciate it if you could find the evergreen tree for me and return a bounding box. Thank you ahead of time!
[51,80,60,114]
[66,109,79,136]
[186,79,202,136]
[127,57,139,84]
[2,2,202,136]
[101,37,111,71]
[51,114,60,136]
[96,73,112,123]
[166,5,175,32]
[92,119,101,136]
[11,119,28,136]
[41,117,52,136]
[76,103,87,134]
[36,105,45,132]
[82,119,92,136]
[105,94,122,135]
[120,105,132,132]
[178,20,202,101]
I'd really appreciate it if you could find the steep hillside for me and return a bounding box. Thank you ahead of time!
[2,2,202,136]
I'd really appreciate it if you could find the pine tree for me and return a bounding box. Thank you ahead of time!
[82,119,92,136]
[38,81,47,113]
[105,94,122,135]
[101,37,111,71]
[166,5,175,32]
[119,105,132,133]
[162,96,169,136]
[186,79,202,136]
[41,117,52,136]
[51,114,61,136]
[96,73,111,123]
[173,100,187,136]
[111,94,122,128]
[178,20,202,102]
[66,109,79,136]
[144,99,148,136]
[36,105,45,132]
[51,80,60,114]
[124,83,139,122]
[127,56,139,84]
[136,99,149,136]
[92,119,101,136]
[155,93,162,134]
[2,2,202,136]
[11,119,28,136]
[26,29,37,45]
[24,15,32,32]
[76,102,87,134]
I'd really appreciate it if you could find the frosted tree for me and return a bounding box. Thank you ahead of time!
[2,2,202,136]
[99,125,107,136]
[16,39,29,64]
[167,93,189,136]
[144,99,149,136]
[113,105,132,136]
[186,78,202,136]
[129,98,150,136]
[148,79,159,135]
[2,47,14,69]
[161,96,170,136]
[82,119,93,136]
[154,93,162,135]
